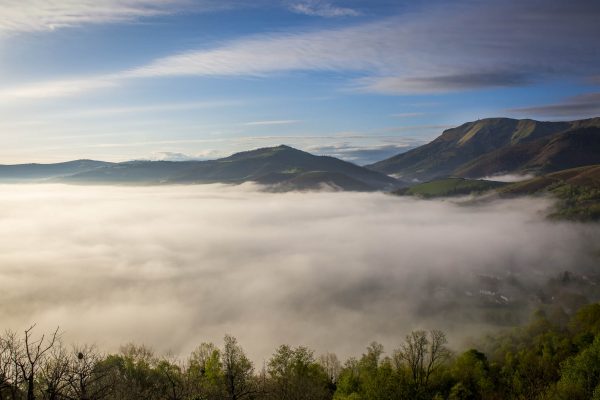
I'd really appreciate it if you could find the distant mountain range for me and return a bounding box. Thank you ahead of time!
[0,145,397,191]
[0,160,112,181]
[1,117,599,196]
[367,117,600,181]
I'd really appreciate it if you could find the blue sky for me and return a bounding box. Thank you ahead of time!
[0,0,598,164]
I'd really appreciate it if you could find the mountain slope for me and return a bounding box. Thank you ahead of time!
[368,117,600,181]
[457,127,600,178]
[265,171,376,192]
[0,160,113,182]
[499,165,600,221]
[167,145,397,188]
[44,145,399,190]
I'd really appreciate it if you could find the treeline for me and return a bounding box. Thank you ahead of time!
[2,303,600,400]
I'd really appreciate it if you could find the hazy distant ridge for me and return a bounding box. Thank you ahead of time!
[0,145,397,191]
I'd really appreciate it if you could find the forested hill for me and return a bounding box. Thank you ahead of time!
[3,300,600,400]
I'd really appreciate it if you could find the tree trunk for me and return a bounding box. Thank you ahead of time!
[27,376,35,400]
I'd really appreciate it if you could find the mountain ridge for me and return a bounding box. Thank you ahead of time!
[0,145,398,191]
[367,117,600,181]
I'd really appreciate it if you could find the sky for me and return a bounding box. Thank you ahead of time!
[0,0,599,163]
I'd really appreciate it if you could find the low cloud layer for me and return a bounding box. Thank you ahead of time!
[0,184,598,362]
[479,173,536,183]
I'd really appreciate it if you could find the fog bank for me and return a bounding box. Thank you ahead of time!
[0,184,598,361]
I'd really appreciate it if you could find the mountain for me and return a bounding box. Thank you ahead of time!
[368,117,600,181]
[456,127,600,178]
[0,160,113,182]
[0,146,398,191]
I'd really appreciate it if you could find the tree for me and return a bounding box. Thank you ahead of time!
[66,345,111,400]
[267,345,330,400]
[394,330,451,394]
[155,357,185,400]
[188,342,223,398]
[222,335,254,400]
[15,326,60,400]
[554,336,600,400]
[318,353,341,389]
[38,341,70,400]
[450,349,494,400]
[102,343,160,400]
[0,331,22,400]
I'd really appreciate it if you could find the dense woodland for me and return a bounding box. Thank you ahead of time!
[2,302,600,400]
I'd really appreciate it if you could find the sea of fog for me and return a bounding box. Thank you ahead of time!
[0,184,598,362]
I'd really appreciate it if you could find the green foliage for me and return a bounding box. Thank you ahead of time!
[4,302,600,400]
[267,344,330,399]
[554,337,600,399]
[501,165,600,221]
[449,349,494,399]
[548,184,600,221]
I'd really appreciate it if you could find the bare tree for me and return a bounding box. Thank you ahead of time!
[394,330,451,390]
[15,325,60,400]
[38,341,70,400]
[0,332,22,400]
[65,345,111,400]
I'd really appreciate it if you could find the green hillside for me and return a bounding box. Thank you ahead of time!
[394,177,507,198]
[501,165,600,221]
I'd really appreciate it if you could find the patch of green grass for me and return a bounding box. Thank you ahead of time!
[395,178,506,198]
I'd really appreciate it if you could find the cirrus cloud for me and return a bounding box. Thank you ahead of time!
[1,0,599,100]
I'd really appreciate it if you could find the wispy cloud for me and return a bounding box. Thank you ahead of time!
[288,0,360,17]
[0,0,194,35]
[119,0,600,93]
[306,142,419,165]
[1,0,598,99]
[508,92,600,119]
[242,120,302,126]
[0,76,119,99]
[148,150,222,161]
[391,112,425,118]
[56,100,245,118]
